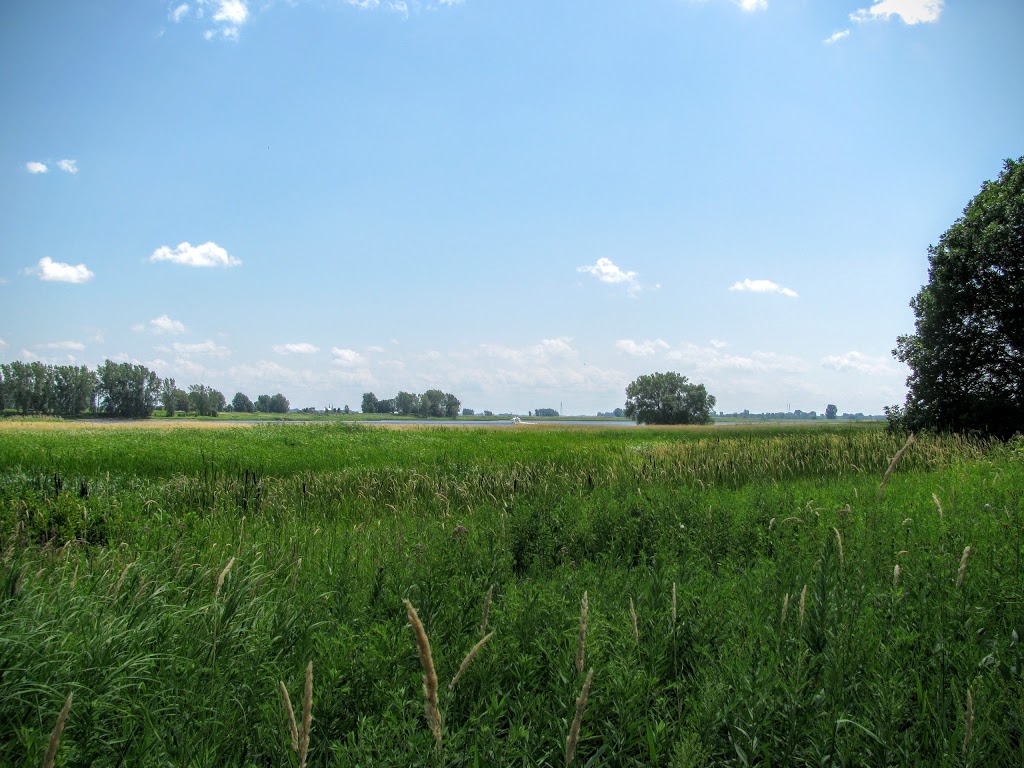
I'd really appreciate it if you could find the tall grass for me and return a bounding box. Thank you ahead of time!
[1,423,1022,765]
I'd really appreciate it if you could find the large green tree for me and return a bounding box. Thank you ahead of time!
[892,157,1024,439]
[624,372,716,425]
[95,360,160,418]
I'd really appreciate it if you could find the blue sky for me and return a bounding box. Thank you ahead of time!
[2,0,1022,415]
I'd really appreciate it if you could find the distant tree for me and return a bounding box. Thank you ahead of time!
[343,405,351,414]
[174,388,190,414]
[417,389,447,418]
[462,408,475,416]
[361,392,378,414]
[624,372,716,425]
[375,398,396,414]
[892,157,1024,438]
[95,360,160,418]
[614,407,624,418]
[395,391,419,416]
[188,384,224,417]
[232,392,255,413]
[256,394,272,413]
[52,365,96,416]
[161,378,177,417]
[534,408,559,417]
[825,404,838,420]
[269,393,290,413]
[443,393,460,418]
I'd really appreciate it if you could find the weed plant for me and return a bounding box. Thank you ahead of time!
[1,423,1022,765]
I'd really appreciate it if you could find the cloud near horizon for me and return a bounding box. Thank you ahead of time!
[729,278,798,298]
[274,342,320,355]
[25,257,95,284]
[149,241,241,268]
[821,350,899,376]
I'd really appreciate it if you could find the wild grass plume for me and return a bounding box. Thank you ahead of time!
[404,599,442,748]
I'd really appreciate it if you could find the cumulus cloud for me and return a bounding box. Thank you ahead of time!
[170,3,190,22]
[57,159,78,174]
[25,257,95,284]
[851,0,942,25]
[212,0,247,24]
[615,339,670,357]
[40,341,86,351]
[577,257,649,296]
[737,0,767,10]
[173,340,231,357]
[149,241,241,268]
[821,351,898,376]
[274,342,320,355]
[331,347,367,366]
[0,338,6,349]
[824,29,850,44]
[26,161,48,174]
[145,314,187,335]
[729,278,798,298]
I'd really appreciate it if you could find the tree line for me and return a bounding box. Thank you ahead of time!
[0,360,289,419]
[361,389,461,418]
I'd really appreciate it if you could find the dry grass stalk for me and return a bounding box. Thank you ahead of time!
[290,557,302,596]
[565,667,594,768]
[480,584,493,636]
[113,562,132,596]
[299,661,312,768]
[42,691,73,768]
[893,564,902,588]
[833,527,844,566]
[932,493,944,518]
[279,680,299,752]
[629,597,639,644]
[215,556,235,598]
[576,591,589,675]
[957,546,971,588]
[404,599,442,748]
[963,689,974,755]
[878,433,915,499]
[449,631,494,690]
[780,593,790,626]
[799,584,807,627]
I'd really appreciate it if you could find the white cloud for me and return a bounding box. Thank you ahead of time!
[25,257,95,284]
[388,1,409,16]
[709,339,729,349]
[170,3,190,22]
[149,241,241,268]
[346,0,380,8]
[26,162,48,174]
[41,341,86,351]
[56,159,78,174]
[274,342,320,355]
[665,341,810,375]
[148,314,187,335]
[0,338,6,349]
[737,0,767,10]
[615,339,670,357]
[577,257,648,296]
[331,347,367,366]
[851,0,942,25]
[824,29,850,44]
[173,340,231,357]
[729,278,798,298]
[821,351,898,376]
[213,0,248,24]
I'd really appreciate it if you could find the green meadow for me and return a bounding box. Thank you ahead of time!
[1,422,1022,766]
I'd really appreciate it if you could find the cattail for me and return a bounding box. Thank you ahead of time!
[480,585,493,636]
[833,527,844,566]
[878,433,915,499]
[932,493,944,518]
[629,597,639,645]
[279,680,299,752]
[780,593,790,626]
[42,692,73,768]
[565,668,594,768]
[215,556,235,598]
[449,632,494,690]
[957,546,971,588]
[893,564,902,587]
[576,592,589,675]
[298,661,312,768]
[963,689,974,755]
[799,584,807,627]
[404,599,442,748]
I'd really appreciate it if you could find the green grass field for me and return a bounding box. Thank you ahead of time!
[1,422,1022,766]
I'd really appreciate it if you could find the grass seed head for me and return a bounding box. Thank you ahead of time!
[893,563,902,587]
[576,591,589,675]
[957,546,971,588]
[42,692,73,768]
[565,667,594,768]
[404,599,442,748]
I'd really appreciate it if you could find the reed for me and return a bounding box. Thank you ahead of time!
[214,556,235,598]
[404,599,442,748]
[565,668,594,768]
[41,692,73,768]
[957,546,971,588]
[575,591,589,675]
[878,433,915,499]
[449,631,495,690]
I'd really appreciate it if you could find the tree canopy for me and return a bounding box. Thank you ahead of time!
[623,372,716,425]
[892,157,1024,439]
